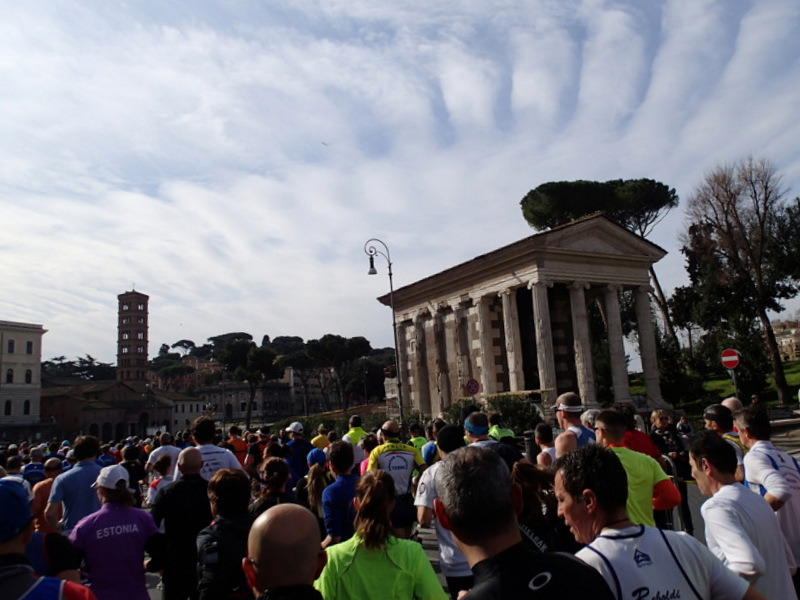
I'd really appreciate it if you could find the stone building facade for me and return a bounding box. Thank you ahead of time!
[378,215,668,418]
[0,321,47,436]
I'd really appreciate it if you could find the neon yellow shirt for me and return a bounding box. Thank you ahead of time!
[314,534,447,600]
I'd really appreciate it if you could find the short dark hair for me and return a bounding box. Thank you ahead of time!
[488,411,501,426]
[595,409,627,442]
[73,435,101,461]
[153,454,172,476]
[122,446,139,461]
[534,423,553,444]
[735,406,771,440]
[349,415,362,427]
[437,446,515,545]
[208,469,250,516]
[690,432,737,476]
[329,441,354,474]
[703,404,734,432]
[555,444,628,512]
[192,417,216,444]
[432,418,447,433]
[408,423,422,434]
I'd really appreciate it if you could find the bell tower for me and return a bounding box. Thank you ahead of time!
[117,290,149,392]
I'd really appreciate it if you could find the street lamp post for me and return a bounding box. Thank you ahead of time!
[363,238,404,426]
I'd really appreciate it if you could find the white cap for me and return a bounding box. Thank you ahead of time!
[93,465,131,491]
[285,421,303,434]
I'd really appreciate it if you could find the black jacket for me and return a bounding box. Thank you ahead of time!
[197,514,254,600]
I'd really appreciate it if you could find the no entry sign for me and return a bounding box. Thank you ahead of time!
[721,349,740,369]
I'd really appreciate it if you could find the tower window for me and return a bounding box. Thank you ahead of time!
[26,341,33,354]
[7,340,14,354]
[138,303,145,310]
[122,332,130,340]
[5,369,12,384]
[25,370,32,384]
[122,303,129,310]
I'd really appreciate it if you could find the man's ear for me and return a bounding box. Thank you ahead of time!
[242,557,257,592]
[511,482,523,516]
[582,489,599,514]
[314,549,328,579]
[433,498,452,531]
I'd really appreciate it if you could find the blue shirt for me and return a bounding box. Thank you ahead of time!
[322,473,358,540]
[49,460,103,533]
[22,462,46,486]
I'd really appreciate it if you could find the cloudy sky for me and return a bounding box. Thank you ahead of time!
[3,0,800,365]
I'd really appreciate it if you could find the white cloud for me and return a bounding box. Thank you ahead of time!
[1,0,799,366]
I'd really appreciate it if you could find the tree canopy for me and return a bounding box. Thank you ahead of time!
[520,178,678,237]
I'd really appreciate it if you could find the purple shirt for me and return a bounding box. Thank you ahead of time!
[69,503,158,600]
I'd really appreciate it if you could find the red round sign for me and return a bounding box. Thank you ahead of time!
[465,378,480,396]
[721,349,740,369]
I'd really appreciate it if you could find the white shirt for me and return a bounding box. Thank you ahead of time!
[702,483,797,599]
[176,444,246,481]
[413,461,471,577]
[743,439,800,565]
[146,444,182,475]
[577,525,748,600]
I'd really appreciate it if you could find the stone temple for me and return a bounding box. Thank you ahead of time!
[377,213,668,418]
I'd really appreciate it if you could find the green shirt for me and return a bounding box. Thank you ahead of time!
[609,445,668,527]
[488,425,515,441]
[409,436,427,451]
[314,534,447,600]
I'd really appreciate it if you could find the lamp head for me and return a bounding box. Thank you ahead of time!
[368,256,378,275]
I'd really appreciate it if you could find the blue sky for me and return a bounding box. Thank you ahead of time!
[2,0,800,364]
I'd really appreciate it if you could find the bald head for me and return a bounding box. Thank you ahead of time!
[44,457,62,479]
[245,504,325,593]
[381,420,400,439]
[721,397,744,413]
[177,447,203,475]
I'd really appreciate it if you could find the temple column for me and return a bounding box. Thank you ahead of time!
[569,281,597,407]
[473,295,496,396]
[529,280,557,405]
[412,311,432,416]
[634,286,666,406]
[499,288,524,392]
[395,320,409,415]
[448,299,471,396]
[604,284,631,403]
[431,304,451,414]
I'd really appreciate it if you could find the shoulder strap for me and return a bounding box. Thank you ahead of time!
[657,529,702,600]
[582,545,622,600]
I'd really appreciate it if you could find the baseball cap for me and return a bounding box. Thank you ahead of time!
[0,479,33,542]
[285,422,303,434]
[93,465,131,490]
[551,393,583,413]
[307,448,327,466]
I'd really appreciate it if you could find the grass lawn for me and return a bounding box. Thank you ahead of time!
[627,360,800,417]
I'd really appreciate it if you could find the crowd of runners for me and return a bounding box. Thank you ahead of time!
[1,393,799,599]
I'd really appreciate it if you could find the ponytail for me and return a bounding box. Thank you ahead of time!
[354,470,395,549]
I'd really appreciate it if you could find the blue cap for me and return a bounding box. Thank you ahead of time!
[307,449,327,466]
[0,479,32,542]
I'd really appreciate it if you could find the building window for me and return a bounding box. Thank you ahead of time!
[7,340,14,354]
[25,370,32,384]
[240,402,246,412]
[122,347,129,354]
[137,317,145,324]
[181,404,185,413]
[122,332,130,340]
[5,369,12,384]
[137,303,145,310]
[26,341,33,354]
[3,401,10,416]
[122,303,129,310]
[122,317,131,324]
[137,346,144,354]
[23,400,30,415]
[137,332,145,340]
